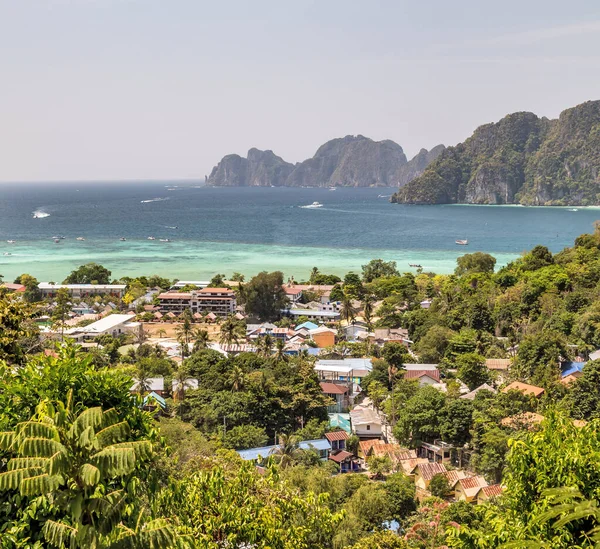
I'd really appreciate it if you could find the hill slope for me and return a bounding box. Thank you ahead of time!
[392,100,600,206]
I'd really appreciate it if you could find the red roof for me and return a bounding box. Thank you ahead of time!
[320,382,349,395]
[416,461,447,480]
[198,287,234,294]
[404,369,440,381]
[328,450,354,463]
[284,286,304,295]
[502,381,545,397]
[158,292,192,300]
[481,484,504,498]
[1,283,25,292]
[325,430,350,442]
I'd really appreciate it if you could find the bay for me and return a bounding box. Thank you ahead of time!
[0,182,597,282]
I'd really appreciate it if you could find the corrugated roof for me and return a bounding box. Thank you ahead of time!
[502,381,545,397]
[158,292,192,299]
[404,369,440,381]
[320,382,349,395]
[325,430,349,442]
[485,358,511,370]
[459,476,488,492]
[329,450,354,463]
[416,461,447,480]
[400,458,429,474]
[481,484,504,498]
[443,470,467,487]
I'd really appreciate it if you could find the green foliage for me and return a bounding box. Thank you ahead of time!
[429,473,452,498]
[455,252,497,276]
[244,271,288,321]
[394,386,446,447]
[455,352,490,390]
[63,263,111,284]
[362,259,400,283]
[0,295,39,364]
[224,424,268,450]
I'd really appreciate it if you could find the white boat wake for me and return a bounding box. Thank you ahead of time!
[141,197,170,203]
[32,210,50,218]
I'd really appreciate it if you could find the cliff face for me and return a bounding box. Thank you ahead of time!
[392,100,600,206]
[207,149,293,187]
[207,136,444,188]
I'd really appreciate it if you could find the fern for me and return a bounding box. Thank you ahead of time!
[0,467,43,491]
[43,519,77,548]
[15,421,60,441]
[7,457,49,470]
[0,431,15,450]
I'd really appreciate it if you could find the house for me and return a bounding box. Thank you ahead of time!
[373,328,411,347]
[443,470,468,491]
[349,406,382,438]
[0,283,26,293]
[418,440,453,463]
[324,430,349,452]
[283,284,336,305]
[295,321,318,332]
[485,358,512,371]
[500,412,545,430]
[476,484,504,504]
[358,439,380,458]
[403,369,441,386]
[404,364,439,371]
[329,413,352,434]
[502,381,545,398]
[400,457,429,477]
[282,308,341,322]
[64,314,139,341]
[460,383,497,400]
[171,378,199,399]
[237,439,332,464]
[39,283,127,299]
[315,358,373,384]
[310,326,336,348]
[414,462,448,490]
[455,476,488,503]
[131,377,165,395]
[329,450,358,473]
[420,299,432,309]
[560,374,580,386]
[345,324,370,342]
[320,382,350,413]
[561,362,586,378]
[589,349,600,361]
[142,391,167,411]
[283,285,304,303]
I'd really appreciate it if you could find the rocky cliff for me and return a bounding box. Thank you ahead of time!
[207,136,444,188]
[392,100,600,206]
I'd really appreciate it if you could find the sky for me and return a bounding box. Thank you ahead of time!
[1,0,600,182]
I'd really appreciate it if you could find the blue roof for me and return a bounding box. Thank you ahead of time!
[285,309,340,318]
[237,438,331,461]
[561,362,586,377]
[143,391,166,409]
[296,321,319,331]
[329,413,351,433]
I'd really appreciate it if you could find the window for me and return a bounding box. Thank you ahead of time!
[366,425,370,431]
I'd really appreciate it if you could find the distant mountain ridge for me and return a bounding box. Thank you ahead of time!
[207,135,445,188]
[391,100,600,206]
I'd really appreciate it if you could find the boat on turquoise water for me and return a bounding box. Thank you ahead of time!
[147,236,156,240]
[409,263,422,268]
[455,239,469,245]
[76,237,85,241]
[54,239,60,244]
[6,240,15,244]
[120,237,127,241]
[568,208,579,212]
[160,238,172,242]
[302,201,323,209]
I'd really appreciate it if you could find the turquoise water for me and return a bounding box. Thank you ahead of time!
[0,182,597,282]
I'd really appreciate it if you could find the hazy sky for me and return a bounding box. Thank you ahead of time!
[1,0,600,182]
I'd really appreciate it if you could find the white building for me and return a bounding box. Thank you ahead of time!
[65,314,139,340]
[349,405,383,438]
[39,283,126,299]
[314,358,372,384]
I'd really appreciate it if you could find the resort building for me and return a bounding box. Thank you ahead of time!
[157,288,237,317]
[282,308,341,322]
[38,283,127,299]
[169,280,210,290]
[237,439,332,464]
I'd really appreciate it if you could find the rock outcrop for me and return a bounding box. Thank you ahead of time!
[206,136,444,188]
[392,100,600,206]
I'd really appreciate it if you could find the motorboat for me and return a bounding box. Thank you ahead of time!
[147,236,156,240]
[3,252,11,256]
[6,240,15,244]
[76,237,85,241]
[409,263,422,268]
[160,238,171,242]
[120,237,127,241]
[52,235,66,240]
[303,201,323,209]
[455,239,469,245]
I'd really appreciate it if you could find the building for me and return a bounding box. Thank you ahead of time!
[325,430,349,452]
[419,440,453,464]
[561,362,586,378]
[414,462,447,490]
[65,313,139,341]
[0,283,26,293]
[403,369,441,386]
[373,328,411,346]
[476,484,504,504]
[169,280,210,290]
[350,406,382,438]
[283,308,341,322]
[500,412,545,430]
[329,450,358,473]
[191,288,237,316]
[329,412,351,434]
[485,358,512,371]
[460,383,497,400]
[131,377,165,395]
[39,283,126,299]
[320,382,350,413]
[455,476,488,502]
[237,439,332,464]
[314,358,373,385]
[502,381,545,398]
[310,326,336,348]
[283,284,336,305]
[157,288,236,317]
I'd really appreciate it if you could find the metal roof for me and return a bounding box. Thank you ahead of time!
[237,439,331,461]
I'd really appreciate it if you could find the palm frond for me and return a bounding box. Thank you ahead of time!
[69,407,103,439]
[42,519,77,548]
[19,437,67,458]
[95,421,130,448]
[20,473,62,496]
[79,463,101,487]
[92,446,136,477]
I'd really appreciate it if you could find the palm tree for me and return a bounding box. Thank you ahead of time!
[134,362,152,395]
[309,267,320,284]
[219,316,244,346]
[271,433,304,469]
[192,328,210,352]
[175,316,193,346]
[172,366,192,401]
[228,365,246,392]
[177,334,189,361]
[363,294,375,330]
[0,397,178,548]
[274,338,287,362]
[258,334,274,357]
[157,328,167,339]
[340,293,356,325]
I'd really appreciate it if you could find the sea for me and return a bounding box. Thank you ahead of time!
[0,181,597,283]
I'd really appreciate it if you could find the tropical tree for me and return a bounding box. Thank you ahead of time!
[228,365,246,392]
[274,338,287,362]
[219,317,245,346]
[175,316,193,346]
[192,328,210,352]
[271,434,304,468]
[257,334,274,357]
[362,293,375,329]
[157,328,167,339]
[52,288,71,341]
[0,294,39,364]
[63,263,112,284]
[340,293,357,324]
[0,397,176,548]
